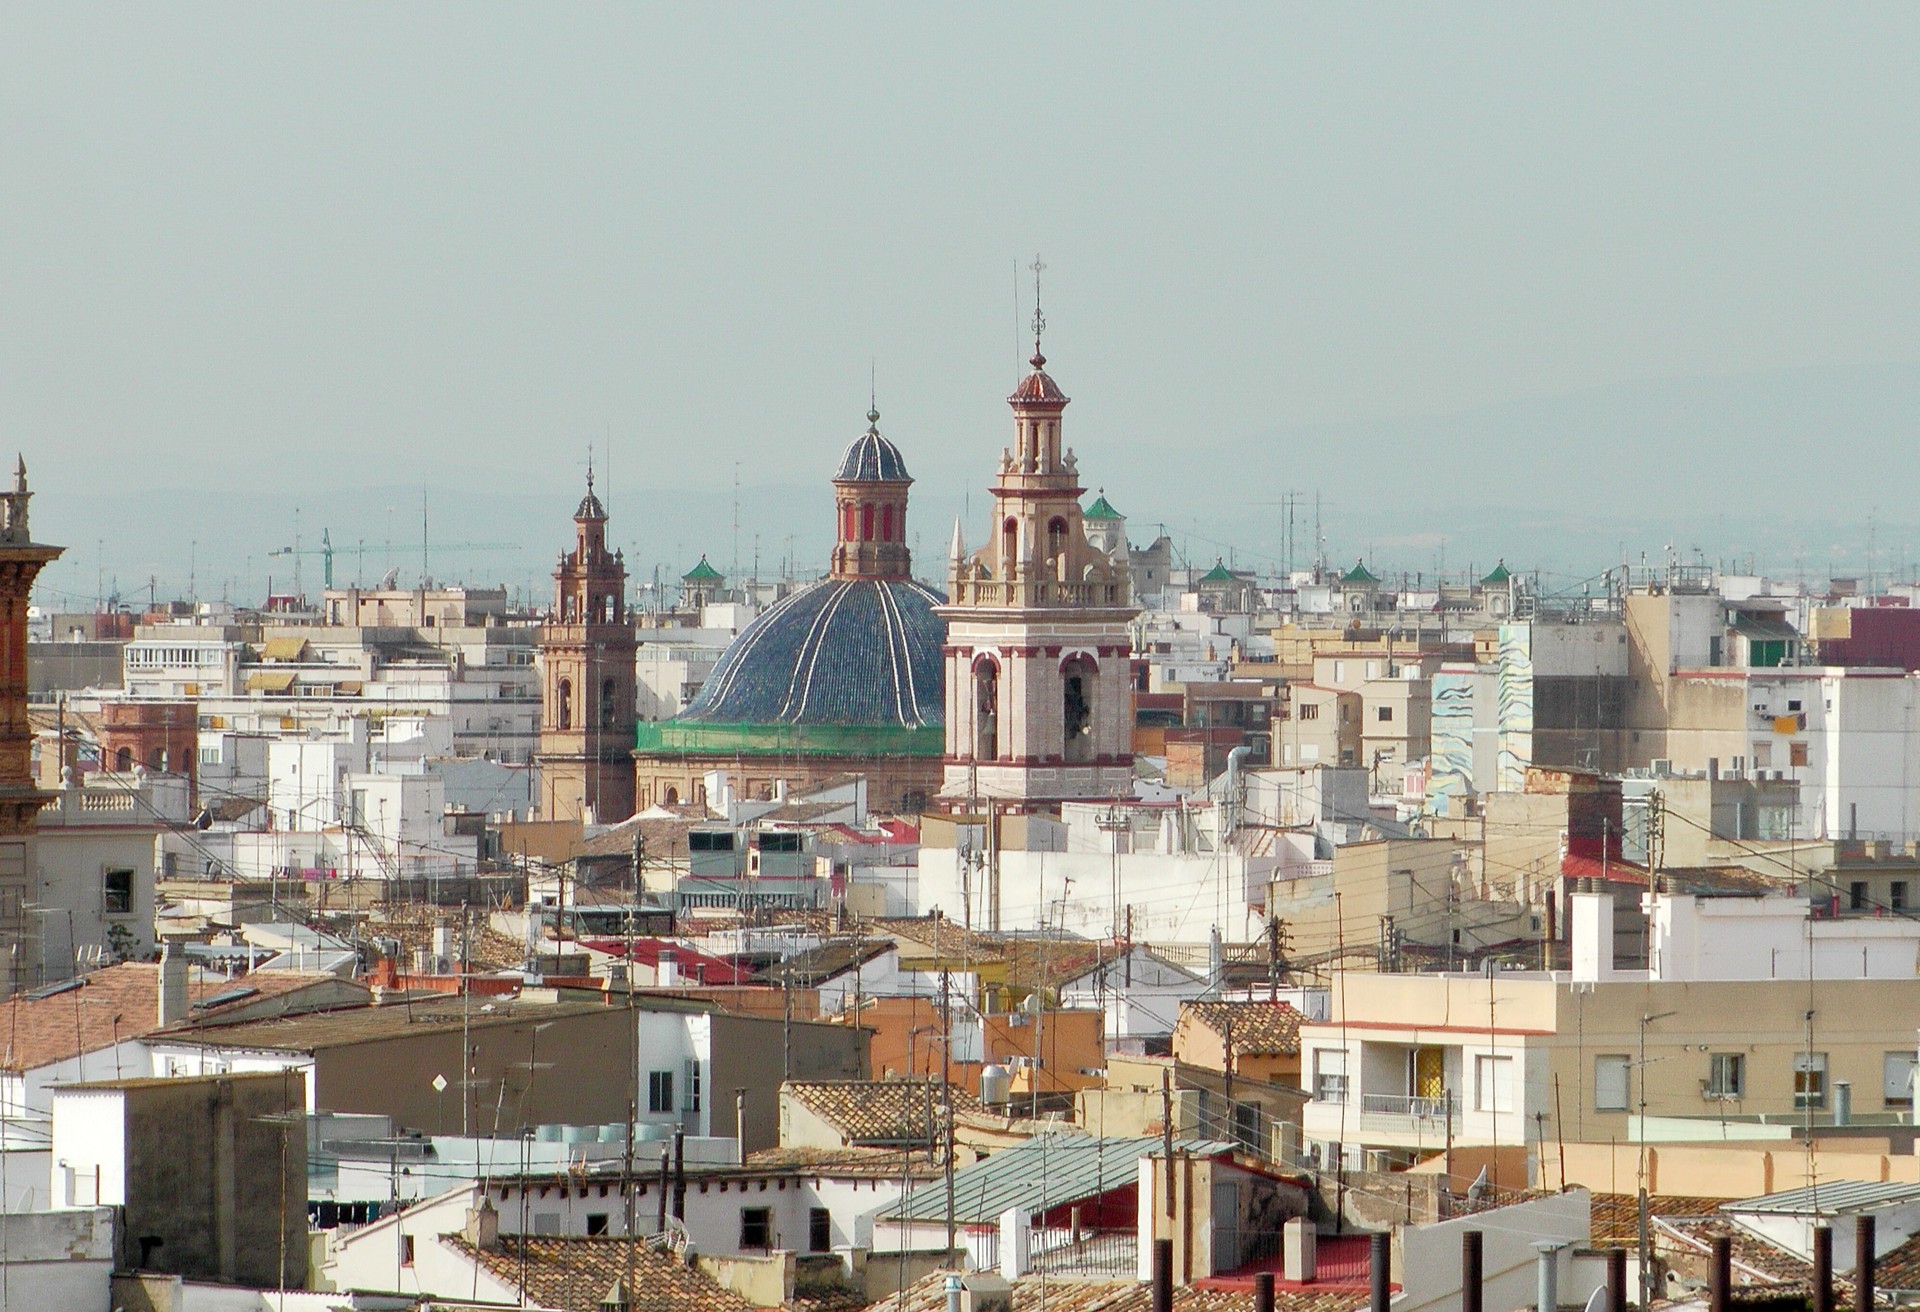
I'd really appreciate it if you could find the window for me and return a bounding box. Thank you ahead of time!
[647,1069,675,1114]
[102,868,134,916]
[1895,882,1909,912]
[1790,741,1809,768]
[1474,1055,1514,1113]
[1377,706,1393,722]
[1061,656,1095,764]
[1885,1053,1917,1108]
[1332,662,1346,683]
[1595,1055,1631,1112]
[1707,1053,1745,1099]
[1794,1053,1828,1109]
[601,677,619,728]
[740,1207,772,1250]
[974,663,1000,760]
[1298,703,1320,721]
[684,1058,702,1112]
[400,1234,415,1266]
[198,745,221,766]
[1312,1050,1348,1104]
[1787,699,1802,713]
[1850,881,1868,911]
[556,678,573,731]
[586,1213,609,1236]
[809,1207,832,1253]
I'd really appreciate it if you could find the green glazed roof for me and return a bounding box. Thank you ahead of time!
[1199,560,1237,583]
[1482,561,1511,584]
[1342,561,1378,584]
[1083,493,1123,521]
[682,556,724,582]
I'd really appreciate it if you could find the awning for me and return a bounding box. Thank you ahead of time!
[245,671,298,694]
[261,637,309,662]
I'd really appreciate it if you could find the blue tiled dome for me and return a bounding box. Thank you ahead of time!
[834,412,912,483]
[680,578,946,728]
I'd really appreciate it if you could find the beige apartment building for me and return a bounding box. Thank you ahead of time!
[1299,966,1920,1179]
[1275,684,1360,769]
[1310,652,1435,792]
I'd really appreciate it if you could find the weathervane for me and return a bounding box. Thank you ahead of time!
[1030,254,1047,361]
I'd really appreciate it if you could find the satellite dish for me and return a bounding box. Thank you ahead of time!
[1581,1288,1607,1312]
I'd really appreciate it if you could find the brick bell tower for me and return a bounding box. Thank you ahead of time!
[0,458,61,835]
[537,468,637,824]
[938,268,1137,805]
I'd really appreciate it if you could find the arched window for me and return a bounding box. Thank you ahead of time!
[1001,518,1018,571]
[973,660,1000,761]
[115,747,133,772]
[1062,655,1095,763]
[861,504,874,541]
[601,677,619,728]
[842,505,856,540]
[556,678,573,731]
[663,785,679,805]
[1047,517,1067,559]
[881,504,894,541]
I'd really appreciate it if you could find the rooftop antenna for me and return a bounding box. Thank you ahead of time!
[732,461,741,589]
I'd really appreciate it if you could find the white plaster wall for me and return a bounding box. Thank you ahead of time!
[1396,1189,1590,1312]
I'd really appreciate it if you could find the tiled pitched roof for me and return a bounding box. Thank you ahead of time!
[764,939,892,988]
[1180,1002,1305,1057]
[785,1079,980,1145]
[744,1145,942,1180]
[0,963,361,1073]
[1589,1192,1729,1247]
[455,1234,755,1312]
[890,1270,1365,1312]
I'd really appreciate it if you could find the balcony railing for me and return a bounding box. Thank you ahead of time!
[1360,1093,1455,1120]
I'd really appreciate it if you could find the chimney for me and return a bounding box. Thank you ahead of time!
[158,945,189,1027]
[1570,892,1616,983]
[1283,1217,1317,1283]
[463,1199,500,1250]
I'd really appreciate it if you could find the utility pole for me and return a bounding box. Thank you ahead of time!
[622,1097,638,1297]
[1161,1069,1176,1219]
[941,968,956,1255]
[782,960,794,1080]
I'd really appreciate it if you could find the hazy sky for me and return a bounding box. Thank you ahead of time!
[6,5,1918,606]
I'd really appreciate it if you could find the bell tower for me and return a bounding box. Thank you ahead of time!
[537,469,637,823]
[938,267,1136,805]
[0,458,61,835]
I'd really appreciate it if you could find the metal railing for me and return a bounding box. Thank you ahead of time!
[1360,1093,1456,1121]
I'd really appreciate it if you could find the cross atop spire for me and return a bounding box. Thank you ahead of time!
[1029,254,1047,367]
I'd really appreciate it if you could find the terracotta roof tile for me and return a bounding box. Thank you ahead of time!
[890,1270,1364,1312]
[785,1079,979,1146]
[0,962,363,1073]
[1180,1002,1305,1057]
[455,1234,757,1312]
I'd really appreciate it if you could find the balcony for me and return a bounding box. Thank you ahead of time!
[1303,1088,1460,1149]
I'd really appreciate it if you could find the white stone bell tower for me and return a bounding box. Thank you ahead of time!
[938,263,1136,805]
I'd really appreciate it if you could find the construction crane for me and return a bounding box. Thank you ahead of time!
[268,531,520,592]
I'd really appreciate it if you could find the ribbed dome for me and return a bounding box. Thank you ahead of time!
[575,491,607,520]
[680,578,945,728]
[835,411,912,483]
